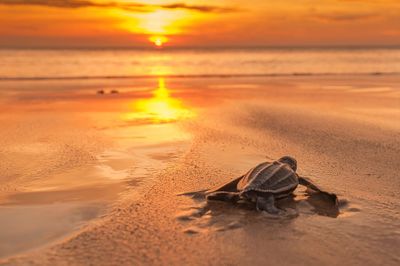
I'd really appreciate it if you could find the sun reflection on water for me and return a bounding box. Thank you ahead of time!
[124,78,194,123]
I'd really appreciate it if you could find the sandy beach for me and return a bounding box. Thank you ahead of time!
[0,75,399,265]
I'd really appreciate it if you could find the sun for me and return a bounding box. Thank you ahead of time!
[149,36,168,47]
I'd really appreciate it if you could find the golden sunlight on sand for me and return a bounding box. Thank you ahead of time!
[124,78,194,123]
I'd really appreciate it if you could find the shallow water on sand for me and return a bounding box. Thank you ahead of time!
[0,80,192,258]
[0,119,190,258]
[177,187,348,234]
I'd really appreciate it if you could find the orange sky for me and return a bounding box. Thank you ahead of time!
[0,0,399,48]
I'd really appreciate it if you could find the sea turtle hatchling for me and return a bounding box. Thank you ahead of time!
[206,156,338,215]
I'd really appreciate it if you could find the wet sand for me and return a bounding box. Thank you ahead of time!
[1,75,400,265]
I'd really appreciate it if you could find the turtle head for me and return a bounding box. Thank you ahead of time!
[278,156,297,171]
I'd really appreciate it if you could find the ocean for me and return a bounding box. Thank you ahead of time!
[0,47,399,80]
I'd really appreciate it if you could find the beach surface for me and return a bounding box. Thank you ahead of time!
[1,75,399,265]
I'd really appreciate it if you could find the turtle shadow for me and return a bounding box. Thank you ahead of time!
[176,189,345,234]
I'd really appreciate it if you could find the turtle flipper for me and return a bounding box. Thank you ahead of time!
[205,175,244,202]
[207,175,244,193]
[206,191,240,202]
[180,175,244,200]
[256,194,282,214]
[298,176,338,206]
[177,189,208,199]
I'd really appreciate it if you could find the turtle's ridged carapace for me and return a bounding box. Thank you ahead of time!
[238,160,299,197]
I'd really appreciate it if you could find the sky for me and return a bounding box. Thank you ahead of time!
[0,0,399,48]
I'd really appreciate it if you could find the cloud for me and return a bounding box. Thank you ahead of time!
[161,3,237,13]
[337,0,398,3]
[0,0,238,13]
[310,12,378,22]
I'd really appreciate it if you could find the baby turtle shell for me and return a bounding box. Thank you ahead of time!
[238,160,299,198]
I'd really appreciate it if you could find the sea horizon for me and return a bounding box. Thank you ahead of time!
[1,44,400,50]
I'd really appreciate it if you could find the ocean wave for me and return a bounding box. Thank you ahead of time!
[0,72,398,81]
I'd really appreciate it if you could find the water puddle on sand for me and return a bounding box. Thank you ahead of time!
[0,157,127,259]
[176,187,355,235]
[0,77,195,259]
[0,122,191,259]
